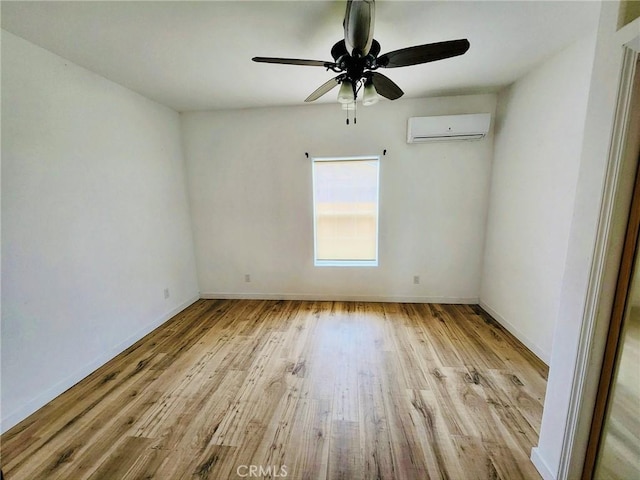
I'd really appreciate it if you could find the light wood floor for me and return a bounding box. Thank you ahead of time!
[1,300,548,479]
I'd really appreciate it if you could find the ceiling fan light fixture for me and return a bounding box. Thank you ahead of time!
[337,79,355,104]
[362,79,379,106]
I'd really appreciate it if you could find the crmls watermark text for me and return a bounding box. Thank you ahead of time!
[236,465,288,478]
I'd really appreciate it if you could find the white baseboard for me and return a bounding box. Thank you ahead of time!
[0,294,199,434]
[531,447,556,480]
[479,301,550,365]
[200,292,479,304]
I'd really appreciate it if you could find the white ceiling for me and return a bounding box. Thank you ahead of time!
[1,1,601,112]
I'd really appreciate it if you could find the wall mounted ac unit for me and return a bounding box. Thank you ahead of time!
[407,113,491,143]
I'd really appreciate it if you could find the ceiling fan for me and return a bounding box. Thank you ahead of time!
[252,0,469,121]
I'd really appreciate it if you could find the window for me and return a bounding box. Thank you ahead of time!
[312,156,380,266]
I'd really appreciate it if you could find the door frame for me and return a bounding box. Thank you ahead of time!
[558,35,640,479]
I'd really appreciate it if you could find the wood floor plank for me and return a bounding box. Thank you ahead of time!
[379,354,435,480]
[281,398,331,480]
[1,300,547,479]
[450,435,495,480]
[85,436,151,480]
[357,369,396,480]
[410,303,466,368]
[357,304,398,480]
[328,420,363,480]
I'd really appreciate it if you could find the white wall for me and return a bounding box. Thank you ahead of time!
[1,31,199,432]
[479,34,598,364]
[182,94,496,303]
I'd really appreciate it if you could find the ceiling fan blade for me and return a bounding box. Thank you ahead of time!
[344,0,375,56]
[252,57,335,68]
[370,72,403,100]
[377,39,470,68]
[305,76,341,102]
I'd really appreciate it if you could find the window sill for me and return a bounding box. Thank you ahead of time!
[314,260,378,267]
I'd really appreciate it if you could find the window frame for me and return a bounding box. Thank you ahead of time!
[311,155,381,267]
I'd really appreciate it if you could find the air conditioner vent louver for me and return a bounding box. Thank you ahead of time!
[407,113,491,143]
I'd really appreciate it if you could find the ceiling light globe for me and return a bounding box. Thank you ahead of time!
[338,80,354,104]
[362,80,379,106]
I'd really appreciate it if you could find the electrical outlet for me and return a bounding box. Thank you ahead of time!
[244,274,251,283]
[164,288,170,299]
[413,275,420,285]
